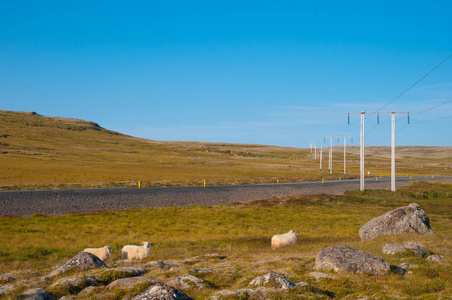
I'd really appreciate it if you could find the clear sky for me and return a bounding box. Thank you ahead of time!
[1,0,451,147]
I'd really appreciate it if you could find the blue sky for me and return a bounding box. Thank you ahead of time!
[1,0,451,147]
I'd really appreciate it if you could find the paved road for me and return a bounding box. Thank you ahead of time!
[0,177,450,217]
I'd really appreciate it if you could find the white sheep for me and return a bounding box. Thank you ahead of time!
[121,241,151,260]
[83,246,113,262]
[271,230,299,249]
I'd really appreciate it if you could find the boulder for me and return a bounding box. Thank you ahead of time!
[47,252,108,278]
[315,245,390,275]
[382,243,431,258]
[249,272,295,289]
[167,274,207,290]
[18,288,54,300]
[132,283,194,300]
[359,203,436,241]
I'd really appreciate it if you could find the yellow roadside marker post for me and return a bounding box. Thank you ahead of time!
[138,181,141,188]
[322,178,324,183]
[204,179,206,187]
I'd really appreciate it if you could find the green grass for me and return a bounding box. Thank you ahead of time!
[0,181,451,299]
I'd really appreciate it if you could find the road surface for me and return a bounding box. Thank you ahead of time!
[0,177,449,217]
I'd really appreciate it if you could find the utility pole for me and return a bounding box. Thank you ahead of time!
[348,111,409,191]
[324,136,352,175]
[319,146,323,170]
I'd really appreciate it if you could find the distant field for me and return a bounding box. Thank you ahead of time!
[0,110,451,190]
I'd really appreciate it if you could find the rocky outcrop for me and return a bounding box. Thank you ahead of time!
[167,274,207,290]
[249,272,295,289]
[359,203,436,241]
[46,252,108,278]
[383,243,431,258]
[315,245,391,275]
[132,283,194,300]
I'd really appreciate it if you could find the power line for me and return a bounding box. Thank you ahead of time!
[367,115,452,144]
[411,99,452,116]
[371,54,452,115]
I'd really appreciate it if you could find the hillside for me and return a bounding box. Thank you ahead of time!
[0,110,450,190]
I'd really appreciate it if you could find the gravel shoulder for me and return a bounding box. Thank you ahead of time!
[0,177,449,217]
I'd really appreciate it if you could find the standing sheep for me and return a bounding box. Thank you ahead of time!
[271,230,299,249]
[83,246,113,262]
[121,241,151,260]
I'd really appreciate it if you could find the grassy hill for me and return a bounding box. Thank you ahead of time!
[0,110,450,190]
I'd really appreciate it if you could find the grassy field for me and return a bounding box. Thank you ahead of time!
[0,110,451,190]
[0,181,451,299]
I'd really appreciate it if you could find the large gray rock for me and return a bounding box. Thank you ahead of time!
[383,243,431,258]
[359,203,436,241]
[315,245,390,275]
[249,272,295,290]
[47,252,108,278]
[132,283,194,300]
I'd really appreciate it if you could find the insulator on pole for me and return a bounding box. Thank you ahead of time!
[407,114,410,124]
[348,115,350,125]
[351,137,353,143]
[377,112,379,124]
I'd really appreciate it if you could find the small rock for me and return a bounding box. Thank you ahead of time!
[0,275,14,283]
[209,288,257,300]
[132,283,194,299]
[398,263,418,270]
[201,253,226,260]
[0,284,14,296]
[107,276,157,290]
[18,288,54,300]
[190,268,213,275]
[144,261,178,270]
[383,243,431,258]
[309,272,337,280]
[167,274,207,290]
[393,267,406,275]
[359,203,436,241]
[315,245,390,275]
[426,254,442,262]
[249,272,295,290]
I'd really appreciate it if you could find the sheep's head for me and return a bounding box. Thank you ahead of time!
[289,230,299,237]
[106,246,113,253]
[143,241,151,248]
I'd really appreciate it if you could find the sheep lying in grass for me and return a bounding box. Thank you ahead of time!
[83,246,113,262]
[121,242,151,260]
[271,230,299,249]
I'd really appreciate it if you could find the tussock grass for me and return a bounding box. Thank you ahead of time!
[0,182,451,299]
